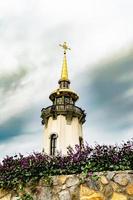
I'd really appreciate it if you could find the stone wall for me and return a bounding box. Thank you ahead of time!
[0,171,133,200]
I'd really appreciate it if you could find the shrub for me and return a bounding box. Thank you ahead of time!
[0,139,132,191]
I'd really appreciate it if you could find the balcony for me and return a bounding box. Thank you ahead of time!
[41,104,86,125]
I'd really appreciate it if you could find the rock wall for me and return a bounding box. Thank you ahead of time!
[0,171,133,200]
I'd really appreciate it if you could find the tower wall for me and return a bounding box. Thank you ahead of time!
[43,115,83,155]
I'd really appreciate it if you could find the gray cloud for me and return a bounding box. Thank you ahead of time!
[0,106,41,143]
[81,49,133,132]
[0,67,29,93]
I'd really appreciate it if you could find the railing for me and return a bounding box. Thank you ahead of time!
[41,104,86,125]
[42,104,84,116]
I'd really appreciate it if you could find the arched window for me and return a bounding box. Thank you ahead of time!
[50,134,57,156]
[79,136,83,147]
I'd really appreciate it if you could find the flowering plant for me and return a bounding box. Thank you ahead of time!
[0,139,132,191]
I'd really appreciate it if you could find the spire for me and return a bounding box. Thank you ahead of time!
[59,42,71,81]
[61,53,68,80]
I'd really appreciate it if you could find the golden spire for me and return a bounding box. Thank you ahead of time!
[59,42,71,81]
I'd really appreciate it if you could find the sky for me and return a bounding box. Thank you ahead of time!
[0,0,133,159]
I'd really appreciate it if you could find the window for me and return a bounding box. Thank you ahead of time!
[50,134,57,156]
[65,97,70,104]
[79,136,83,147]
[70,98,73,104]
[63,82,66,88]
[56,97,62,104]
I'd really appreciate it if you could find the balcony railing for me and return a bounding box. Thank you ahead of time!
[42,104,85,115]
[41,104,86,125]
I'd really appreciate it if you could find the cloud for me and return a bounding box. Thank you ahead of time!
[84,124,133,146]
[0,130,42,160]
[0,107,39,142]
[80,48,133,133]
[0,106,43,160]
[0,67,29,93]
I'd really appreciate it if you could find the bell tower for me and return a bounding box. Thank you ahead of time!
[41,42,86,155]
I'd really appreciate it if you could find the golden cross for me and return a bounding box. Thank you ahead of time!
[59,42,71,54]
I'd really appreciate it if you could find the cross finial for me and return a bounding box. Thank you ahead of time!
[59,42,71,54]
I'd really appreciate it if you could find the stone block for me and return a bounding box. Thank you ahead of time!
[111,192,127,200]
[69,185,79,200]
[80,184,95,196]
[80,185,104,200]
[106,171,115,180]
[58,175,68,185]
[102,184,113,198]
[66,176,79,188]
[52,194,59,200]
[86,179,101,191]
[80,194,104,200]
[126,184,133,195]
[52,185,62,194]
[59,190,71,200]
[110,181,120,192]
[100,176,109,185]
[114,173,129,186]
[35,186,52,200]
[53,175,68,186]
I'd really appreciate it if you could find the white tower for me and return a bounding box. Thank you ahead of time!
[41,42,86,155]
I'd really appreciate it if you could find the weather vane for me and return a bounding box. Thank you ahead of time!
[59,42,71,54]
